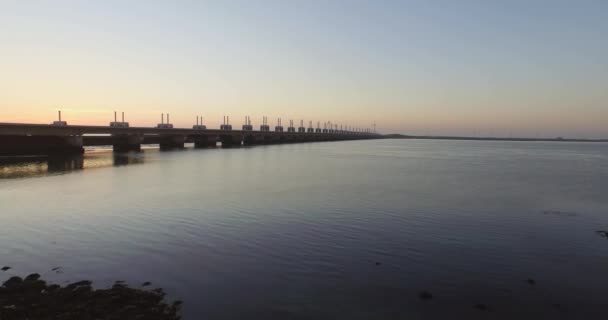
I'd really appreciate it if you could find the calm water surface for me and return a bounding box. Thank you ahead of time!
[1,139,608,319]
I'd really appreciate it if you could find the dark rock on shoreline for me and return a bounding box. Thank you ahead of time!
[596,230,608,239]
[0,274,181,320]
[474,303,488,311]
[24,273,41,281]
[418,290,433,300]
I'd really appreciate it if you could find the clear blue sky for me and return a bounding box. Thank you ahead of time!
[1,0,607,137]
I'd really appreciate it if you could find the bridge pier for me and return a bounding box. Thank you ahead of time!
[260,135,273,144]
[112,134,143,152]
[297,134,310,143]
[219,133,242,147]
[192,134,217,148]
[0,135,84,156]
[243,134,258,146]
[159,135,186,150]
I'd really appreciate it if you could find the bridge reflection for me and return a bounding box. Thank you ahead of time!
[0,151,145,179]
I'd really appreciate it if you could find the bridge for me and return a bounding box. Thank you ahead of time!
[0,115,381,156]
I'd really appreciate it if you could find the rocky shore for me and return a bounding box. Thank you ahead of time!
[0,273,182,320]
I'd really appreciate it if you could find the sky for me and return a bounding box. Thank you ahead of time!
[1,0,607,137]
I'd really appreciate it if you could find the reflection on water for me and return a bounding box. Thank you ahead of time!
[0,157,48,178]
[112,152,145,166]
[1,140,608,319]
[47,156,84,173]
[0,150,145,179]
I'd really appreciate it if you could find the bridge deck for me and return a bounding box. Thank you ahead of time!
[0,123,377,137]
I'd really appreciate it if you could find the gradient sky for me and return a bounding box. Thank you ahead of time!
[1,0,607,137]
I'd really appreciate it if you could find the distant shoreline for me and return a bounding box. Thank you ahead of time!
[383,134,608,143]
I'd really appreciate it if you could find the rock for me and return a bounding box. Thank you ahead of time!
[23,279,47,291]
[24,273,41,281]
[474,303,488,311]
[1,266,10,271]
[152,288,165,295]
[46,284,60,292]
[65,280,92,291]
[0,273,182,319]
[418,290,433,300]
[596,230,608,239]
[2,276,23,288]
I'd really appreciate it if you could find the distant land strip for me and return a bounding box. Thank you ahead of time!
[383,134,608,143]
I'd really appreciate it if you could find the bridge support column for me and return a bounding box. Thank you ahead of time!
[262,135,274,144]
[0,135,84,156]
[193,135,217,148]
[219,134,242,147]
[159,135,186,150]
[243,134,258,146]
[112,134,143,152]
